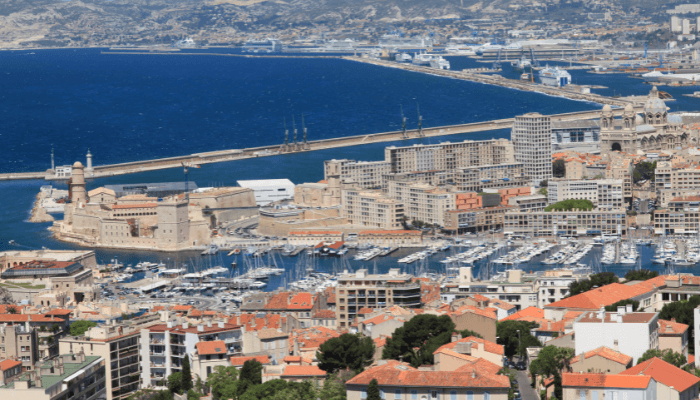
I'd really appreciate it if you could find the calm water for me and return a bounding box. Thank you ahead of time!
[0,49,689,289]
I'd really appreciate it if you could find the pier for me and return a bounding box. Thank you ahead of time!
[0,108,637,182]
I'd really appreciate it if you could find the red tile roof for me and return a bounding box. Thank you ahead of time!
[288,292,314,310]
[171,305,194,312]
[265,292,291,310]
[570,346,633,366]
[289,231,342,235]
[362,314,398,326]
[658,319,689,335]
[281,365,326,377]
[346,360,509,388]
[357,308,374,315]
[501,306,545,322]
[283,356,302,363]
[451,305,497,320]
[0,359,22,371]
[196,340,226,355]
[435,336,504,356]
[548,276,666,310]
[562,373,651,389]
[577,312,657,324]
[488,299,516,311]
[45,308,72,316]
[325,287,336,304]
[313,310,336,319]
[230,355,270,366]
[619,357,700,392]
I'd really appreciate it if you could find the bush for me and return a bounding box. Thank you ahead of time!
[544,199,594,212]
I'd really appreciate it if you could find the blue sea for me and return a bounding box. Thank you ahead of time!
[0,48,694,288]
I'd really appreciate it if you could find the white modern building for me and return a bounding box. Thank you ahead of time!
[512,113,552,185]
[237,179,295,206]
[140,321,242,387]
[547,179,624,210]
[694,306,700,368]
[573,307,659,365]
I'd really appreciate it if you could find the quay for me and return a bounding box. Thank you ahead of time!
[0,108,638,182]
[343,56,636,107]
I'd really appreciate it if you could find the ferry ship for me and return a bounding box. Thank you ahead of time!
[429,56,450,70]
[512,56,532,71]
[412,53,433,65]
[243,38,282,53]
[539,65,571,87]
[175,37,196,48]
[395,53,413,62]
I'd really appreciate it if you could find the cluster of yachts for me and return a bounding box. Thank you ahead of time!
[493,242,557,265]
[601,242,639,265]
[397,245,451,263]
[543,243,594,265]
[439,244,502,265]
[287,272,336,292]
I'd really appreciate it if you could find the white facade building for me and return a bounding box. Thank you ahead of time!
[547,179,624,210]
[573,308,659,365]
[512,113,552,185]
[237,179,295,206]
[671,16,682,33]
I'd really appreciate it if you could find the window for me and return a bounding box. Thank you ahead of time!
[483,392,490,400]
[362,389,367,399]
[431,391,438,400]
[395,390,402,400]
[450,391,457,400]
[580,390,586,400]
[381,389,386,399]
[411,390,418,400]
[591,392,598,400]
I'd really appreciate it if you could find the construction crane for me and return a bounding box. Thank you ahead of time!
[529,48,539,68]
[493,48,502,70]
[182,162,200,203]
[400,105,407,139]
[416,103,423,137]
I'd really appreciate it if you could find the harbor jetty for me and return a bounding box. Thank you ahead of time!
[0,108,638,182]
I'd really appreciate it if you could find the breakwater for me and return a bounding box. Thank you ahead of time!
[0,108,635,182]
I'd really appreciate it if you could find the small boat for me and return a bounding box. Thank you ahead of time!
[8,240,15,245]
[520,73,530,80]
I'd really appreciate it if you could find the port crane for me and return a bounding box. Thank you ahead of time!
[400,105,408,139]
[416,103,424,137]
[493,48,502,70]
[529,48,539,68]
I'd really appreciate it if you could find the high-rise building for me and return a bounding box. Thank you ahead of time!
[683,18,691,35]
[341,188,404,229]
[672,16,682,33]
[512,113,552,185]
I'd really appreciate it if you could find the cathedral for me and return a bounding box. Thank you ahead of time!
[600,86,692,156]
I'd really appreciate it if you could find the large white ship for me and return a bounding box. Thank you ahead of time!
[429,56,450,70]
[243,38,282,53]
[412,53,433,65]
[539,65,571,87]
[175,37,196,48]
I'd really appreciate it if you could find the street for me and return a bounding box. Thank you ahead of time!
[516,370,539,400]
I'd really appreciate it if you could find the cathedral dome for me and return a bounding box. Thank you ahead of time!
[635,114,644,125]
[602,104,612,113]
[645,97,667,114]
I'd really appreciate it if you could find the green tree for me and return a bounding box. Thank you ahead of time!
[69,320,97,336]
[529,346,575,400]
[382,314,455,367]
[659,295,700,353]
[633,161,657,183]
[456,329,482,339]
[7,306,17,314]
[553,158,566,178]
[367,379,381,400]
[538,188,548,196]
[544,199,594,212]
[238,359,264,396]
[182,354,192,392]
[318,372,351,400]
[208,366,240,400]
[318,333,375,374]
[497,320,541,358]
[187,389,201,400]
[567,272,619,297]
[624,270,659,281]
[637,348,687,367]
[605,299,639,312]
[168,372,183,395]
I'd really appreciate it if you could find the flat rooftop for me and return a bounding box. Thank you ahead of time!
[1,355,102,389]
[237,179,295,188]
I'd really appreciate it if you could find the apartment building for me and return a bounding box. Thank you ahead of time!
[455,163,529,192]
[653,196,700,235]
[504,210,627,237]
[443,205,516,233]
[0,324,39,371]
[386,180,454,226]
[547,179,624,210]
[0,313,71,361]
[384,139,515,174]
[573,308,659,364]
[512,113,552,184]
[335,269,422,329]
[605,157,633,200]
[341,188,404,229]
[323,159,391,189]
[656,161,700,206]
[507,194,547,212]
[140,320,242,387]
[384,170,454,188]
[0,353,105,400]
[58,313,160,400]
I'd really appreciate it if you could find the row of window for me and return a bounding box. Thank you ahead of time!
[361,388,491,400]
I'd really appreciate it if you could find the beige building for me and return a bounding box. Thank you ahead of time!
[455,163,530,192]
[323,159,390,189]
[434,336,504,367]
[386,180,454,226]
[341,188,404,230]
[568,346,633,374]
[444,205,516,233]
[504,210,627,237]
[186,187,257,226]
[58,313,160,400]
[357,230,422,246]
[512,113,552,184]
[287,231,343,246]
[655,161,700,206]
[653,197,700,235]
[605,156,633,200]
[258,208,346,237]
[384,139,515,174]
[242,328,289,365]
[335,269,421,329]
[191,340,231,382]
[0,324,39,371]
[547,179,624,210]
[507,194,547,212]
[657,318,689,359]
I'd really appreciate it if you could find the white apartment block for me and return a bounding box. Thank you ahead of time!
[455,163,529,192]
[547,179,624,210]
[574,308,659,364]
[386,180,455,226]
[671,16,681,32]
[324,159,391,189]
[504,210,627,237]
[384,139,515,174]
[140,321,242,387]
[341,188,404,229]
[512,113,552,185]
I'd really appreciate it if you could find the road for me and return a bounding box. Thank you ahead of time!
[516,370,539,400]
